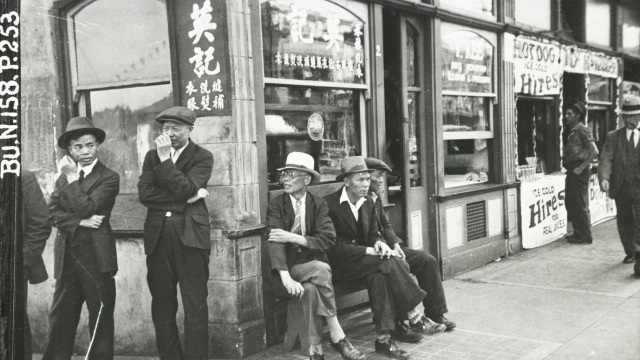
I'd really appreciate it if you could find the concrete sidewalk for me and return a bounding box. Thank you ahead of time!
[35,219,640,360]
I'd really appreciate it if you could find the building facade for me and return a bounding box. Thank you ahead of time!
[20,0,638,358]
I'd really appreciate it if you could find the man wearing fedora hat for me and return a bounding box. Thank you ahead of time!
[44,117,120,359]
[599,95,640,274]
[563,101,599,245]
[325,156,430,360]
[266,152,365,360]
[365,158,455,333]
[138,106,214,359]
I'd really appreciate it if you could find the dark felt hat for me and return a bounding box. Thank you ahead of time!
[57,117,106,148]
[336,156,374,182]
[155,106,197,126]
[568,101,586,117]
[364,157,392,173]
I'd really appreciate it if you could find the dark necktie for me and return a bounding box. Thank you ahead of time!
[78,170,85,184]
[630,131,635,148]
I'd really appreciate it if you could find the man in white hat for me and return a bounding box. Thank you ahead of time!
[266,152,365,360]
[599,95,640,275]
[325,156,434,360]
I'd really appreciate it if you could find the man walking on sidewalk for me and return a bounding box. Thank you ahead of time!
[599,95,640,275]
[563,101,599,245]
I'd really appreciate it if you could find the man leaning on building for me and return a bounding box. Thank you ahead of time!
[44,117,120,360]
[365,158,455,334]
[599,95,640,275]
[325,156,437,360]
[138,106,214,360]
[266,152,365,360]
[563,101,599,245]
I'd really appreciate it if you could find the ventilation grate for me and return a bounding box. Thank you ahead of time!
[466,201,486,241]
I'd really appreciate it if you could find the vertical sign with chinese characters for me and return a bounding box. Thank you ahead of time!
[172,0,231,116]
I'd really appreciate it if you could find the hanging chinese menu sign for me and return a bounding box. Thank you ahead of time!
[260,0,365,84]
[441,30,493,93]
[173,0,231,115]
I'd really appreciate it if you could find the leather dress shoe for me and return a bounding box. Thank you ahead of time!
[623,255,635,264]
[567,237,592,244]
[390,321,423,343]
[330,337,366,360]
[431,314,457,330]
[375,338,410,359]
[410,315,446,335]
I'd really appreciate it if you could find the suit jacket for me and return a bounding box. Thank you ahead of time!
[138,141,213,254]
[49,161,120,279]
[599,128,635,198]
[22,170,51,284]
[324,187,386,281]
[266,192,335,274]
[372,194,402,248]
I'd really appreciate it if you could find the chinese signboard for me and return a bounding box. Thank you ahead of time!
[261,0,365,84]
[588,173,616,225]
[520,175,568,249]
[173,0,231,116]
[441,30,493,93]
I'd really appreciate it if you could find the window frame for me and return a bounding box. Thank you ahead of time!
[512,0,553,32]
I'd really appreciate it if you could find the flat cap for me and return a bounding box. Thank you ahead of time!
[155,106,196,126]
[364,157,392,172]
[568,101,586,117]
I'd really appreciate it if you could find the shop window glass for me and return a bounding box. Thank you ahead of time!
[407,92,421,187]
[441,24,495,188]
[265,86,361,186]
[587,109,610,152]
[514,0,551,30]
[621,4,640,54]
[260,0,365,84]
[440,0,493,16]
[588,75,612,103]
[586,0,611,47]
[516,99,555,176]
[407,24,418,88]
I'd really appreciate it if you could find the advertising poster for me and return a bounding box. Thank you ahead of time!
[521,175,568,248]
[588,173,617,225]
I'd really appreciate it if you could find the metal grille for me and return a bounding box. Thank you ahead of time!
[466,201,486,241]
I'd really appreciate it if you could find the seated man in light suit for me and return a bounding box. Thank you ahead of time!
[365,157,456,333]
[266,152,365,360]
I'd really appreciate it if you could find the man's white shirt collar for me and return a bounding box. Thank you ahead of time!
[627,128,639,147]
[170,140,189,163]
[78,158,98,176]
[340,187,366,221]
[289,193,307,235]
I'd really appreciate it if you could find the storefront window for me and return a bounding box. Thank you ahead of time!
[67,0,172,196]
[514,0,551,30]
[586,0,611,48]
[588,74,614,152]
[621,3,640,54]
[440,0,493,16]
[517,99,556,175]
[441,23,495,188]
[588,74,612,103]
[265,86,361,186]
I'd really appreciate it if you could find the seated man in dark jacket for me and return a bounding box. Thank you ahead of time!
[365,158,456,332]
[266,152,365,360]
[325,156,440,360]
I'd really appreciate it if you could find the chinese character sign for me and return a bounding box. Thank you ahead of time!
[261,0,365,84]
[174,0,231,116]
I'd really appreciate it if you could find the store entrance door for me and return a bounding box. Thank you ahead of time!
[383,11,430,251]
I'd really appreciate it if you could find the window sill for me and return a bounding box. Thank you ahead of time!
[436,182,518,202]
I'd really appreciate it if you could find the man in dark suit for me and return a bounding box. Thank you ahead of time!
[325,156,433,360]
[22,169,52,360]
[599,95,640,274]
[266,152,364,360]
[138,106,213,360]
[365,158,455,333]
[44,117,120,360]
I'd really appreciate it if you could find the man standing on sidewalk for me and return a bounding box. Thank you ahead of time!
[599,96,640,274]
[563,101,599,245]
[364,158,455,333]
[138,107,214,359]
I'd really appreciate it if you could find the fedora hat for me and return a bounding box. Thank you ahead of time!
[621,95,640,115]
[156,106,197,126]
[57,117,106,148]
[364,157,392,173]
[336,156,374,182]
[277,152,321,183]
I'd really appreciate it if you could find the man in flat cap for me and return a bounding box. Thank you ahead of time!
[365,158,455,333]
[325,156,436,360]
[44,117,120,360]
[563,101,599,245]
[138,106,214,359]
[599,95,640,275]
[266,152,365,360]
